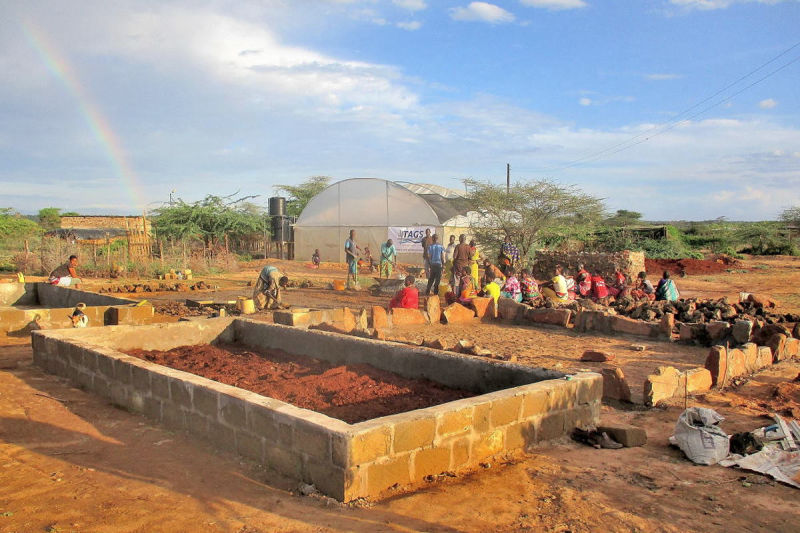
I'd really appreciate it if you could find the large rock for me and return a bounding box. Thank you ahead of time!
[610,316,659,338]
[469,297,492,319]
[785,337,799,358]
[643,366,681,406]
[601,367,632,402]
[422,338,448,350]
[728,348,748,378]
[497,298,526,322]
[357,308,369,330]
[767,333,788,362]
[706,321,730,341]
[747,293,777,308]
[442,303,476,324]
[341,307,357,332]
[683,368,712,394]
[582,350,615,362]
[371,306,388,330]
[742,343,760,373]
[793,323,800,340]
[391,307,427,326]
[731,320,753,344]
[757,346,773,369]
[752,324,791,345]
[705,345,727,387]
[425,296,442,324]
[660,313,675,337]
[525,307,572,327]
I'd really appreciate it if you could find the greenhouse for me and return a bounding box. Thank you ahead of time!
[294,178,473,265]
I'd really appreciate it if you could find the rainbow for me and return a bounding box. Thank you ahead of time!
[21,21,146,210]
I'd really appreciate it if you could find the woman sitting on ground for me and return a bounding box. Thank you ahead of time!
[541,265,569,303]
[591,272,609,301]
[500,268,523,303]
[575,263,592,298]
[482,259,506,287]
[520,268,540,303]
[655,271,680,301]
[607,269,628,298]
[389,275,419,309]
[630,271,656,300]
[457,266,479,305]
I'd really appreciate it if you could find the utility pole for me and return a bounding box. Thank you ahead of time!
[506,163,510,193]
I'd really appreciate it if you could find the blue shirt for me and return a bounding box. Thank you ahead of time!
[427,243,444,265]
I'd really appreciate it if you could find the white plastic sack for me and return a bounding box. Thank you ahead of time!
[671,407,730,465]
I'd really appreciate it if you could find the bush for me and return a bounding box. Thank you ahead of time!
[12,252,42,275]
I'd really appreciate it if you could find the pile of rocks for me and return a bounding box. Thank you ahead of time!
[611,295,797,326]
[98,281,211,293]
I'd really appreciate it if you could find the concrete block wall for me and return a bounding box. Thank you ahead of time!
[574,310,662,339]
[36,283,136,307]
[0,282,37,306]
[31,319,602,501]
[532,250,645,282]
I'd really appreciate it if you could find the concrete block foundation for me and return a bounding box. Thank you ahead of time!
[32,318,601,502]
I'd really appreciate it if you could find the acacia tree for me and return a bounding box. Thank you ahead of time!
[464,179,605,261]
[152,194,265,250]
[275,176,331,217]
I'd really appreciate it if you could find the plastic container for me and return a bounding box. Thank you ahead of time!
[333,280,346,291]
[237,297,256,314]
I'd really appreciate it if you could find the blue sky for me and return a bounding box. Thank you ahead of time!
[1,0,798,220]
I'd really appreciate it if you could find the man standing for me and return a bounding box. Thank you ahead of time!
[421,228,434,279]
[253,264,289,310]
[425,234,445,296]
[452,234,472,289]
[379,238,396,279]
[344,229,360,289]
[49,255,82,288]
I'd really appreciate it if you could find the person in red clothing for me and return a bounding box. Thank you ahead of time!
[575,263,592,297]
[591,273,609,300]
[389,275,419,309]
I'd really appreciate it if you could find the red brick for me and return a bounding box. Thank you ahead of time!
[581,350,614,362]
[391,308,427,326]
[442,303,475,324]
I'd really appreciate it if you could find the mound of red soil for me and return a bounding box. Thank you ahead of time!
[126,343,474,424]
[645,256,742,276]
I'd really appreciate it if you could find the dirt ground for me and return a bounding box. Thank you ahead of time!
[2,255,800,532]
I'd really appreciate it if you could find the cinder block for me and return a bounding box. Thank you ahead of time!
[575,374,603,405]
[305,459,347,502]
[193,386,219,418]
[472,401,492,433]
[538,412,566,441]
[169,378,193,409]
[219,394,247,427]
[490,394,523,427]
[131,365,151,391]
[412,446,452,481]
[450,436,471,469]
[93,376,111,399]
[366,455,412,496]
[331,432,350,468]
[436,406,474,436]
[350,426,392,464]
[162,403,187,431]
[294,421,331,461]
[472,428,504,460]
[150,372,170,399]
[207,420,237,452]
[113,358,133,385]
[522,388,550,418]
[505,421,536,450]
[597,423,647,447]
[108,305,154,325]
[393,416,435,453]
[236,430,265,463]
[143,395,163,421]
[187,412,209,439]
[265,446,303,479]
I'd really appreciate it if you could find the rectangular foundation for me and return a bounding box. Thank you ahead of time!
[32,318,601,501]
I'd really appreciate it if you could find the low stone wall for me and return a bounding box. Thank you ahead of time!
[0,282,37,306]
[532,250,645,281]
[31,319,602,502]
[36,283,136,307]
[573,309,664,338]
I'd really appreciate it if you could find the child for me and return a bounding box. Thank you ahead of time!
[501,268,522,303]
[70,302,89,328]
[311,249,321,268]
[520,268,540,303]
[389,275,419,309]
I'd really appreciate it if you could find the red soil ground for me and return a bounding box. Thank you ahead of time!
[125,343,474,424]
[645,256,741,276]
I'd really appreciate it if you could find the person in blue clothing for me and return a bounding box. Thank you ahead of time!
[344,229,361,289]
[655,271,680,302]
[425,234,445,296]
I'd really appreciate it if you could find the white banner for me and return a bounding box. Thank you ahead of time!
[388,227,433,253]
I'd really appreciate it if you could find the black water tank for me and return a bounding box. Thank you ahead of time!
[271,216,293,241]
[269,197,286,217]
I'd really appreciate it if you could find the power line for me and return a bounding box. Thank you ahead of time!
[515,40,800,174]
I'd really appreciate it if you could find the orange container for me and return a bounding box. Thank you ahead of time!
[333,280,346,291]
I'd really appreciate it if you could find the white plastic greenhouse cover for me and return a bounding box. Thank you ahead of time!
[295,178,441,227]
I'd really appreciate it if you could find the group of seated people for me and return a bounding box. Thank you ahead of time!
[388,256,681,311]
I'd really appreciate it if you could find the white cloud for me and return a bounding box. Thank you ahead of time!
[669,0,790,10]
[392,0,428,10]
[645,73,683,80]
[450,2,516,23]
[579,97,592,106]
[520,0,588,10]
[759,98,778,109]
[397,20,422,30]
